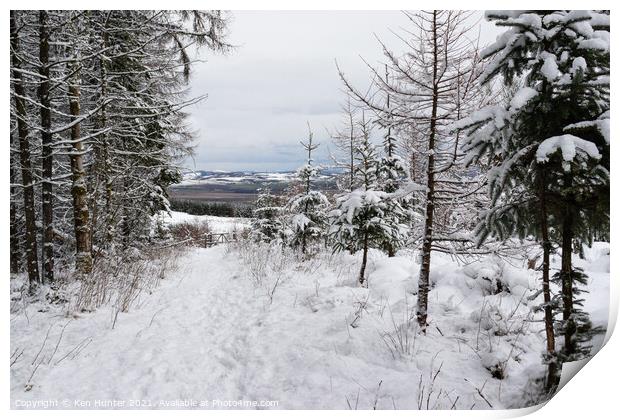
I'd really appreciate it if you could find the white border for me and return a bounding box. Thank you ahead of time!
[3,2,617,419]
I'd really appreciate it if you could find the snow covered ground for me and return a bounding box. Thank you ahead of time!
[10,224,609,409]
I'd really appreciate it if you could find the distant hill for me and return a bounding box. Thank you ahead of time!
[169,169,340,203]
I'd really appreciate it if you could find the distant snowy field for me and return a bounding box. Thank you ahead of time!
[176,171,296,186]
[175,170,334,186]
[156,210,250,233]
[10,215,609,409]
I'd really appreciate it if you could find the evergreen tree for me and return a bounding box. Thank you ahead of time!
[329,117,408,285]
[9,10,231,285]
[458,10,609,389]
[286,126,330,254]
[10,11,40,291]
[251,187,285,244]
[375,66,411,256]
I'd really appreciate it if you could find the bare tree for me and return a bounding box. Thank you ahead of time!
[338,10,489,331]
[328,96,362,192]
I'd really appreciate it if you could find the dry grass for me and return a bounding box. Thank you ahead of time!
[168,220,212,247]
[70,246,183,320]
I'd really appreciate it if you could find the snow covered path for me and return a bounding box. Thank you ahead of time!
[11,242,610,409]
[12,247,283,408]
[11,246,453,409]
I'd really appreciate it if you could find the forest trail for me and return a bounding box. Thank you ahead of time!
[11,243,610,409]
[11,247,277,408]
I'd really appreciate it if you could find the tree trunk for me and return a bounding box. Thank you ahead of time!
[10,146,21,274]
[38,10,55,283]
[561,205,576,357]
[99,23,114,246]
[121,173,131,248]
[11,11,40,291]
[348,101,355,192]
[385,242,395,258]
[68,61,93,275]
[359,230,369,286]
[539,171,558,391]
[417,11,439,332]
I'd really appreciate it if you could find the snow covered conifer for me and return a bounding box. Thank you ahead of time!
[251,187,285,243]
[329,117,408,285]
[376,68,411,256]
[459,10,609,388]
[286,126,330,254]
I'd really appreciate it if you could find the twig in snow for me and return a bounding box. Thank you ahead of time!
[47,320,71,364]
[136,308,165,338]
[32,323,54,365]
[464,378,493,408]
[54,337,92,366]
[372,380,383,410]
[10,348,24,367]
[345,388,361,410]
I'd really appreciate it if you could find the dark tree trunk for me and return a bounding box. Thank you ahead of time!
[417,11,439,333]
[68,62,93,274]
[121,173,131,248]
[100,27,114,245]
[96,21,114,247]
[359,230,369,286]
[38,10,54,283]
[11,11,40,291]
[10,147,21,274]
[539,171,558,391]
[385,242,395,258]
[561,205,576,357]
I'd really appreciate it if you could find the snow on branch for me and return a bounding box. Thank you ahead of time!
[536,134,601,163]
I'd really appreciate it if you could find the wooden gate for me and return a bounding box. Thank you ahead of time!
[203,232,238,247]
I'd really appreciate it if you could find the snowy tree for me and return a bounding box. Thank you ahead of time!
[338,11,490,331]
[286,126,330,254]
[328,96,362,192]
[10,11,40,290]
[375,66,412,256]
[329,117,408,285]
[251,187,286,244]
[9,10,231,287]
[458,10,609,388]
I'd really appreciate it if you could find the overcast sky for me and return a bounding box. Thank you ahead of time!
[186,11,502,172]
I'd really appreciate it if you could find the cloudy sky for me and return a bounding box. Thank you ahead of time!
[186,11,502,172]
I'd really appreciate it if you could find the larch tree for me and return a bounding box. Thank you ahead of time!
[338,10,489,331]
[328,96,362,192]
